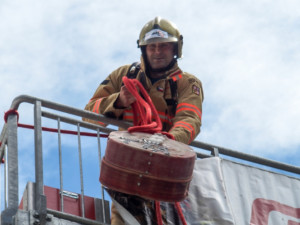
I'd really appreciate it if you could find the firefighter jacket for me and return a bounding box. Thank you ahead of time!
[84,59,204,145]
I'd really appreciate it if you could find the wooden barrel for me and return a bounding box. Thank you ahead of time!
[100,131,196,202]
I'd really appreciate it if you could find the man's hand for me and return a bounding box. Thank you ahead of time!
[115,85,136,108]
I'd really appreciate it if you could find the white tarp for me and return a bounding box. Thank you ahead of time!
[113,157,300,225]
[184,157,300,225]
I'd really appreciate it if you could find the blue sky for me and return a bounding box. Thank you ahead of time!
[1,0,300,197]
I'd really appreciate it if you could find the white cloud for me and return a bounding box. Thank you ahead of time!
[180,1,300,157]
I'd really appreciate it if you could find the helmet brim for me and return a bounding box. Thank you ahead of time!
[139,37,178,46]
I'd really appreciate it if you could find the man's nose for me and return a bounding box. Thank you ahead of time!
[153,46,162,53]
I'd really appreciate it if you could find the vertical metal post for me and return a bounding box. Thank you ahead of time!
[97,129,102,171]
[34,100,47,215]
[4,145,7,209]
[97,129,106,223]
[1,114,18,224]
[212,147,220,157]
[77,124,85,218]
[57,118,64,212]
[6,115,18,208]
[0,153,2,212]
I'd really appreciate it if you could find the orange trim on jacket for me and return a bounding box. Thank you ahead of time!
[176,103,202,119]
[171,74,183,82]
[169,70,182,78]
[172,121,195,144]
[90,98,106,126]
[92,98,103,114]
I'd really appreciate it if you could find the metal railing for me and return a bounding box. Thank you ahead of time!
[0,95,126,225]
[0,95,300,225]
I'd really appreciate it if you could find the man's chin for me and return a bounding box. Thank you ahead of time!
[149,65,169,74]
[150,63,167,70]
[147,58,176,73]
[151,66,165,70]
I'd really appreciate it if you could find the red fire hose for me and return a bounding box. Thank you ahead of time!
[122,76,174,140]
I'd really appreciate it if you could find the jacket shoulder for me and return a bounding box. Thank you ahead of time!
[110,64,132,76]
[107,64,134,85]
[180,72,203,86]
[178,72,204,100]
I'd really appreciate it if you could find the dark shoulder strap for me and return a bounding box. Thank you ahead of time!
[169,79,178,100]
[127,62,141,79]
[126,62,148,89]
[166,79,178,115]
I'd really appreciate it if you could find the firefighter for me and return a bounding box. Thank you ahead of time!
[84,16,204,224]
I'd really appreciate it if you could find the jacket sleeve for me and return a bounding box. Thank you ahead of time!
[169,74,204,144]
[83,65,130,125]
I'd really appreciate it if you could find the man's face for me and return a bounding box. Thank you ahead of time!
[145,42,175,70]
